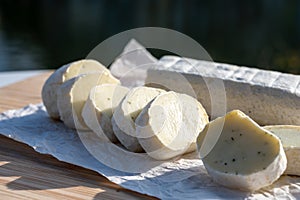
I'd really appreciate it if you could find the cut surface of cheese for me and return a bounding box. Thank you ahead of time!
[57,72,120,130]
[136,91,209,160]
[264,125,300,176]
[82,84,129,142]
[112,86,165,152]
[197,110,287,191]
[42,59,109,119]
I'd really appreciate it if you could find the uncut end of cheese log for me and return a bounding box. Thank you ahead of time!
[197,110,287,192]
[57,72,120,130]
[146,56,300,125]
[136,91,209,160]
[112,86,165,152]
[82,84,129,142]
[42,59,109,119]
[264,125,300,176]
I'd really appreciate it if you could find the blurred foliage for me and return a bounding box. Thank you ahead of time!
[0,0,299,74]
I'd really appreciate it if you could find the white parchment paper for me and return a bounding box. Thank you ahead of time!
[1,104,300,199]
[0,40,300,199]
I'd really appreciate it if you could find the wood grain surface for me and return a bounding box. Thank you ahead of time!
[0,72,157,200]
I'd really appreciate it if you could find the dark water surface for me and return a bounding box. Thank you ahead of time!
[0,0,300,73]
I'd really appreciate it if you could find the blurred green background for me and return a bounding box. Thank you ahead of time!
[0,0,299,73]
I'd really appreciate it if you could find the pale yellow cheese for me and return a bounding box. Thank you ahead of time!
[112,86,165,152]
[42,59,109,119]
[197,110,287,191]
[57,72,120,130]
[264,125,300,176]
[136,91,208,160]
[82,84,129,142]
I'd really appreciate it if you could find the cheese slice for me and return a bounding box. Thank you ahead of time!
[42,59,109,119]
[112,86,165,152]
[264,125,300,176]
[82,84,129,142]
[57,72,120,130]
[136,91,209,160]
[197,110,287,191]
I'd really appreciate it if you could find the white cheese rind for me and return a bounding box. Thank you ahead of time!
[42,59,108,119]
[82,84,129,142]
[57,72,120,130]
[111,86,165,152]
[264,125,300,176]
[136,92,209,160]
[146,56,300,125]
[197,110,287,191]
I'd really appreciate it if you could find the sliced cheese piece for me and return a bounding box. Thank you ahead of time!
[42,59,109,119]
[82,84,129,142]
[197,110,287,191]
[136,91,209,160]
[57,72,120,130]
[112,86,165,152]
[264,125,300,176]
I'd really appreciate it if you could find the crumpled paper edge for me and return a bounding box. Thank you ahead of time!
[1,104,300,200]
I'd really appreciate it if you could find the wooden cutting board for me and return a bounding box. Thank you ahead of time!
[0,72,157,200]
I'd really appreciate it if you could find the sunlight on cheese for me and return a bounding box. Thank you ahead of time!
[82,84,129,142]
[137,91,208,160]
[197,110,287,191]
[112,86,165,152]
[264,125,300,176]
[57,72,120,130]
[264,125,300,148]
[42,59,108,119]
[63,59,108,81]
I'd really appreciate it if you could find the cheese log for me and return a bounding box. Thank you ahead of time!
[57,72,120,130]
[136,91,209,160]
[42,59,109,119]
[264,125,300,176]
[112,86,165,152]
[82,84,129,142]
[146,56,300,125]
[197,110,287,191]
